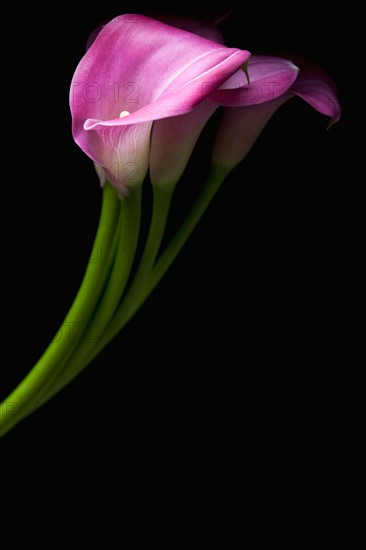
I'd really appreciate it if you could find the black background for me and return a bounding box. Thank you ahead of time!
[1,0,362,538]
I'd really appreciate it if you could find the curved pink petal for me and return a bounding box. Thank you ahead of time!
[212,55,341,170]
[290,70,341,124]
[209,55,299,106]
[70,14,249,194]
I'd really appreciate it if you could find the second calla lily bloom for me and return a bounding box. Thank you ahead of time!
[211,55,341,169]
[71,14,250,196]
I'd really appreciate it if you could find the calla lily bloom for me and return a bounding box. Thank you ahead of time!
[71,14,250,196]
[211,55,341,169]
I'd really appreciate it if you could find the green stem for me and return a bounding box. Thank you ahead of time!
[36,184,143,405]
[82,184,142,348]
[143,164,231,301]
[84,164,230,363]
[105,184,175,333]
[0,183,120,438]
[39,183,175,404]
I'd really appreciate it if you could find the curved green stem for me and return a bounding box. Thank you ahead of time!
[143,164,231,301]
[0,183,120,438]
[104,184,175,335]
[38,183,174,404]
[36,185,143,405]
[84,164,230,364]
[81,184,142,348]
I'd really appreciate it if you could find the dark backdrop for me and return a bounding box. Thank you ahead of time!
[1,0,361,537]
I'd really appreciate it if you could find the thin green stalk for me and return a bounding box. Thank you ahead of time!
[106,184,175,330]
[24,198,125,412]
[84,164,230,364]
[36,184,143,405]
[0,183,120,438]
[142,164,231,301]
[37,183,175,404]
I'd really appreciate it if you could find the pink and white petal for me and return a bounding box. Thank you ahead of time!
[86,122,152,196]
[150,100,218,186]
[212,96,289,169]
[209,56,299,106]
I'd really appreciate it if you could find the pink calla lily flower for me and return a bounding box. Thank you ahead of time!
[211,54,341,169]
[71,14,250,196]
